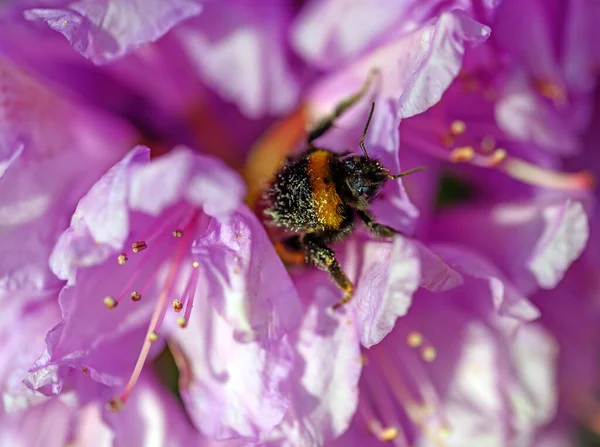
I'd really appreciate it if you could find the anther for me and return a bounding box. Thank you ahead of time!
[449,146,475,163]
[117,253,128,265]
[177,317,188,328]
[131,241,148,253]
[147,331,159,343]
[407,331,424,348]
[103,296,117,309]
[192,261,199,268]
[489,148,507,166]
[107,397,124,413]
[172,230,183,238]
[421,346,437,362]
[130,292,142,302]
[379,427,399,442]
[536,79,567,103]
[450,120,466,135]
[173,299,183,312]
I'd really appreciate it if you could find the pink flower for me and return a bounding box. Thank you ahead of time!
[30,146,301,440]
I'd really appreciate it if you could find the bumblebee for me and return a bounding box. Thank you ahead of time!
[263,80,424,309]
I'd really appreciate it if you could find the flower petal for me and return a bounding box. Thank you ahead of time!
[129,146,246,221]
[169,290,293,441]
[268,278,362,445]
[527,200,589,289]
[192,206,301,342]
[308,10,490,121]
[24,0,203,64]
[49,146,150,282]
[351,235,420,348]
[174,0,301,117]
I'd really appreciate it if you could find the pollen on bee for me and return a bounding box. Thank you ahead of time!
[172,299,183,312]
[130,292,142,302]
[421,345,437,362]
[117,253,128,265]
[177,317,188,328]
[407,331,424,348]
[172,229,183,238]
[103,296,118,309]
[450,146,475,163]
[132,241,148,253]
[147,331,159,343]
[192,261,199,268]
[450,120,466,135]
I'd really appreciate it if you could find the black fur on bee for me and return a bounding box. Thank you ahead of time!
[263,74,425,309]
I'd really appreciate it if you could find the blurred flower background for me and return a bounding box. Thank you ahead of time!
[1,0,600,446]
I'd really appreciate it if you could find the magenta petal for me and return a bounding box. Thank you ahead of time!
[395,10,490,120]
[527,200,589,289]
[49,146,150,282]
[418,323,557,446]
[350,235,420,348]
[192,206,301,342]
[270,293,362,445]
[24,0,203,64]
[169,290,293,441]
[105,373,213,447]
[435,244,540,326]
[174,0,301,117]
[308,10,490,121]
[0,399,74,447]
[413,240,463,291]
[129,146,246,221]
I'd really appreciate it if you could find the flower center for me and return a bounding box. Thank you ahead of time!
[357,329,450,446]
[103,209,202,411]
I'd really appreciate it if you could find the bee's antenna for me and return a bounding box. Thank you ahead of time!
[359,102,375,158]
[387,166,428,179]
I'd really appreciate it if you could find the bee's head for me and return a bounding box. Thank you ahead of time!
[343,156,388,205]
[341,155,426,209]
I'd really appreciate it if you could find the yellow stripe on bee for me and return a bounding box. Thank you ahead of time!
[307,150,344,228]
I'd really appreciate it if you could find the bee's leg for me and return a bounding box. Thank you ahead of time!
[356,209,397,238]
[274,235,306,266]
[307,69,378,144]
[303,234,354,309]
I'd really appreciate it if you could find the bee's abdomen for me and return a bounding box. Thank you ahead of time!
[306,150,344,229]
[264,155,319,231]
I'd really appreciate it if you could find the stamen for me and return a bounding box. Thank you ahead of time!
[359,366,409,446]
[178,261,201,329]
[111,217,196,409]
[172,229,183,238]
[130,291,142,302]
[107,397,124,413]
[488,149,506,167]
[117,253,128,265]
[450,120,466,135]
[103,296,117,309]
[501,156,594,191]
[132,241,148,253]
[536,79,567,103]
[449,146,475,163]
[172,299,183,312]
